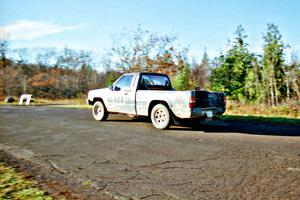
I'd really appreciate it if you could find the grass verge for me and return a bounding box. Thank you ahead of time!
[217,115,300,126]
[225,100,299,118]
[49,104,91,109]
[0,98,87,106]
[1,98,299,125]
[0,163,54,200]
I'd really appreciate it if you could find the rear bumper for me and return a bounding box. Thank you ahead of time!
[190,107,226,118]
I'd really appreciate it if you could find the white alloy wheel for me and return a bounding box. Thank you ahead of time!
[151,103,171,129]
[92,101,108,121]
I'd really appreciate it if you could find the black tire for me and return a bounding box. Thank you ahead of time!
[150,103,171,129]
[92,101,108,121]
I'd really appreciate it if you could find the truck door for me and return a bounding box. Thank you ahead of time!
[109,74,136,114]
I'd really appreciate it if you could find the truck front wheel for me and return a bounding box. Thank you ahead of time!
[150,103,171,129]
[92,101,108,121]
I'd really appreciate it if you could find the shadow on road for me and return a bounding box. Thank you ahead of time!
[171,120,300,137]
[107,116,300,137]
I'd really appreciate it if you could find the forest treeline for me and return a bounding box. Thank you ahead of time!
[0,24,299,106]
[0,46,106,99]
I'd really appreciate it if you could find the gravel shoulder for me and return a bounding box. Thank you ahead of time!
[0,106,300,199]
[0,150,114,200]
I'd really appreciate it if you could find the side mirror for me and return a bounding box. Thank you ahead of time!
[108,85,113,90]
[114,86,121,91]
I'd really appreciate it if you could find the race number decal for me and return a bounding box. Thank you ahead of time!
[114,96,124,104]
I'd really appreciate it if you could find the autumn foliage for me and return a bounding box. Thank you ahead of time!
[0,25,299,106]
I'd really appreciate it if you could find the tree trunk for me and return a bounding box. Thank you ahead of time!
[292,81,300,100]
[23,74,27,93]
[270,77,275,106]
[2,57,7,96]
[285,79,290,102]
[270,64,278,106]
[274,78,279,105]
[254,68,260,102]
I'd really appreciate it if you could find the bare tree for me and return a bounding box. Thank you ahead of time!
[287,53,300,100]
[35,48,57,71]
[14,48,33,93]
[102,26,189,77]
[191,49,210,89]
[0,37,9,96]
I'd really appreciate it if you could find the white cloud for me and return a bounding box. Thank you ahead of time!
[0,20,82,40]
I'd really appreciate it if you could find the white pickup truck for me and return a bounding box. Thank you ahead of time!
[87,72,226,129]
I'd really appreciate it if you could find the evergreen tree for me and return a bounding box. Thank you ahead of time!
[210,25,253,100]
[210,54,226,92]
[105,69,119,87]
[172,64,191,90]
[262,24,286,105]
[244,56,263,102]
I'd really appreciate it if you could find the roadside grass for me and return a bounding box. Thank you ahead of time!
[217,115,300,126]
[0,98,89,108]
[219,100,300,126]
[1,97,299,125]
[49,104,91,109]
[0,163,53,200]
[34,98,87,105]
[225,100,299,119]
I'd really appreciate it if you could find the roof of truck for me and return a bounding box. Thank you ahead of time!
[125,72,168,76]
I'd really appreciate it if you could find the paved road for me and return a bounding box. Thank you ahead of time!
[0,106,300,199]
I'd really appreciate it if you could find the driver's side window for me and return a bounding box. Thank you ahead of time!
[113,75,134,91]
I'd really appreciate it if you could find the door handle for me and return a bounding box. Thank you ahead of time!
[124,92,128,95]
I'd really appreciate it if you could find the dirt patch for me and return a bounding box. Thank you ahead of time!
[0,150,114,200]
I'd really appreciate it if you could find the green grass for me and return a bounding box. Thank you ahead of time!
[49,104,91,109]
[0,163,53,200]
[2,98,299,125]
[217,115,300,126]
[225,100,299,118]
[0,97,87,106]
[0,102,19,106]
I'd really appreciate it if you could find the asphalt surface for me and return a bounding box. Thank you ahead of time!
[0,106,300,200]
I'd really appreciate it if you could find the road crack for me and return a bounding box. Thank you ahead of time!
[45,159,69,174]
[139,159,195,168]
[163,192,184,200]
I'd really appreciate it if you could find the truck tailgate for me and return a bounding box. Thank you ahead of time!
[194,91,226,112]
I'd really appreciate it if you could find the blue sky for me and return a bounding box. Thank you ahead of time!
[1,0,300,63]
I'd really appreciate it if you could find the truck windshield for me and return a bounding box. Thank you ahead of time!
[113,75,134,91]
[139,74,172,90]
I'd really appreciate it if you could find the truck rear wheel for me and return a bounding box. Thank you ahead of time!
[150,103,171,129]
[92,101,108,121]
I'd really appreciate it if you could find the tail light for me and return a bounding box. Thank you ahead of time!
[189,95,196,108]
[223,95,227,106]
